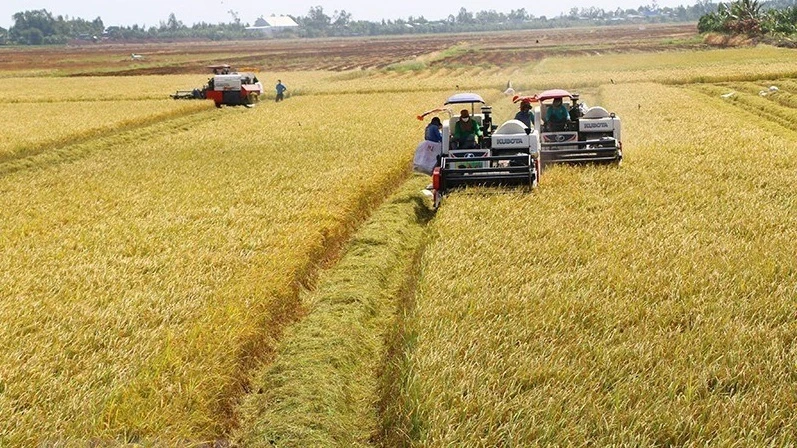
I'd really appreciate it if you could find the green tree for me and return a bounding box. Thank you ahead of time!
[507,8,528,22]
[10,9,55,43]
[456,7,474,23]
[19,27,44,44]
[332,10,351,27]
[166,12,184,31]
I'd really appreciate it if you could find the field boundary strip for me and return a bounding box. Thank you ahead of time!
[232,175,434,446]
[374,192,435,448]
[214,158,420,443]
[663,69,797,86]
[0,106,214,176]
[688,83,797,134]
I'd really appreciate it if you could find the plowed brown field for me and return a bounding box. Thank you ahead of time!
[0,23,700,75]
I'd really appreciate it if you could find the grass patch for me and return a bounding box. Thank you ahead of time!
[386,43,473,72]
[233,174,433,447]
[385,61,429,73]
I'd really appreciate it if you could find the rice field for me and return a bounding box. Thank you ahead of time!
[1,32,796,446]
[386,82,797,446]
[0,100,211,162]
[0,75,207,102]
[0,85,426,443]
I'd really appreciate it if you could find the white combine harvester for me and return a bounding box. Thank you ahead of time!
[423,93,541,208]
[420,90,622,208]
[521,89,623,166]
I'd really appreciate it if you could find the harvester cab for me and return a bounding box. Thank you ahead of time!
[535,89,623,166]
[441,93,492,165]
[427,93,540,209]
[170,64,264,108]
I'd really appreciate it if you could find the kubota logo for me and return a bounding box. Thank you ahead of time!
[496,138,524,145]
[584,122,610,129]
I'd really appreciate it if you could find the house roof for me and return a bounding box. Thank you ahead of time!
[264,16,299,27]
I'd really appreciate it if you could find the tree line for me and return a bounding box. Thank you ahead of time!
[0,1,795,45]
[698,0,797,36]
[291,2,718,37]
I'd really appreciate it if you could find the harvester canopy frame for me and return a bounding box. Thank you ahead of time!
[444,92,485,116]
[536,89,574,102]
[207,64,232,74]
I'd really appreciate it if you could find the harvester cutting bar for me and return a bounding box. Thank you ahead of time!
[541,137,618,148]
[541,138,620,164]
[170,90,204,100]
[440,154,535,189]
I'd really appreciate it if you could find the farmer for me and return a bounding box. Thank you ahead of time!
[514,100,534,128]
[569,94,584,121]
[544,97,569,131]
[424,117,443,143]
[453,109,481,149]
[275,80,287,102]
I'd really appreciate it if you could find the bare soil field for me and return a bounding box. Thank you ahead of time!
[0,23,701,75]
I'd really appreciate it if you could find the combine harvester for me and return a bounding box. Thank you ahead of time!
[419,93,541,209]
[421,90,622,208]
[171,64,263,108]
[516,89,623,167]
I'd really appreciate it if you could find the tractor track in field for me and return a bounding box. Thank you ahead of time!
[0,106,216,179]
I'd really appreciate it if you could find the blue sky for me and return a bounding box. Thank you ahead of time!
[1,0,700,29]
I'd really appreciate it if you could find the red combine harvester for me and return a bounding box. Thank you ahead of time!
[171,64,263,108]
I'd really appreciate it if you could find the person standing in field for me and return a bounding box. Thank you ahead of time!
[414,116,444,181]
[275,80,287,102]
[569,94,585,121]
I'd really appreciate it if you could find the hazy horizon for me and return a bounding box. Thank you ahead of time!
[1,0,702,30]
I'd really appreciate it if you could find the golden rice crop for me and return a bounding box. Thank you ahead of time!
[269,67,534,96]
[715,80,797,109]
[690,82,797,131]
[4,40,796,446]
[0,90,433,444]
[534,46,797,86]
[391,82,797,445]
[278,47,797,98]
[0,99,210,162]
[0,74,215,102]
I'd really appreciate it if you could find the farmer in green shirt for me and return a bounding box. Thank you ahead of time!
[453,109,481,149]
